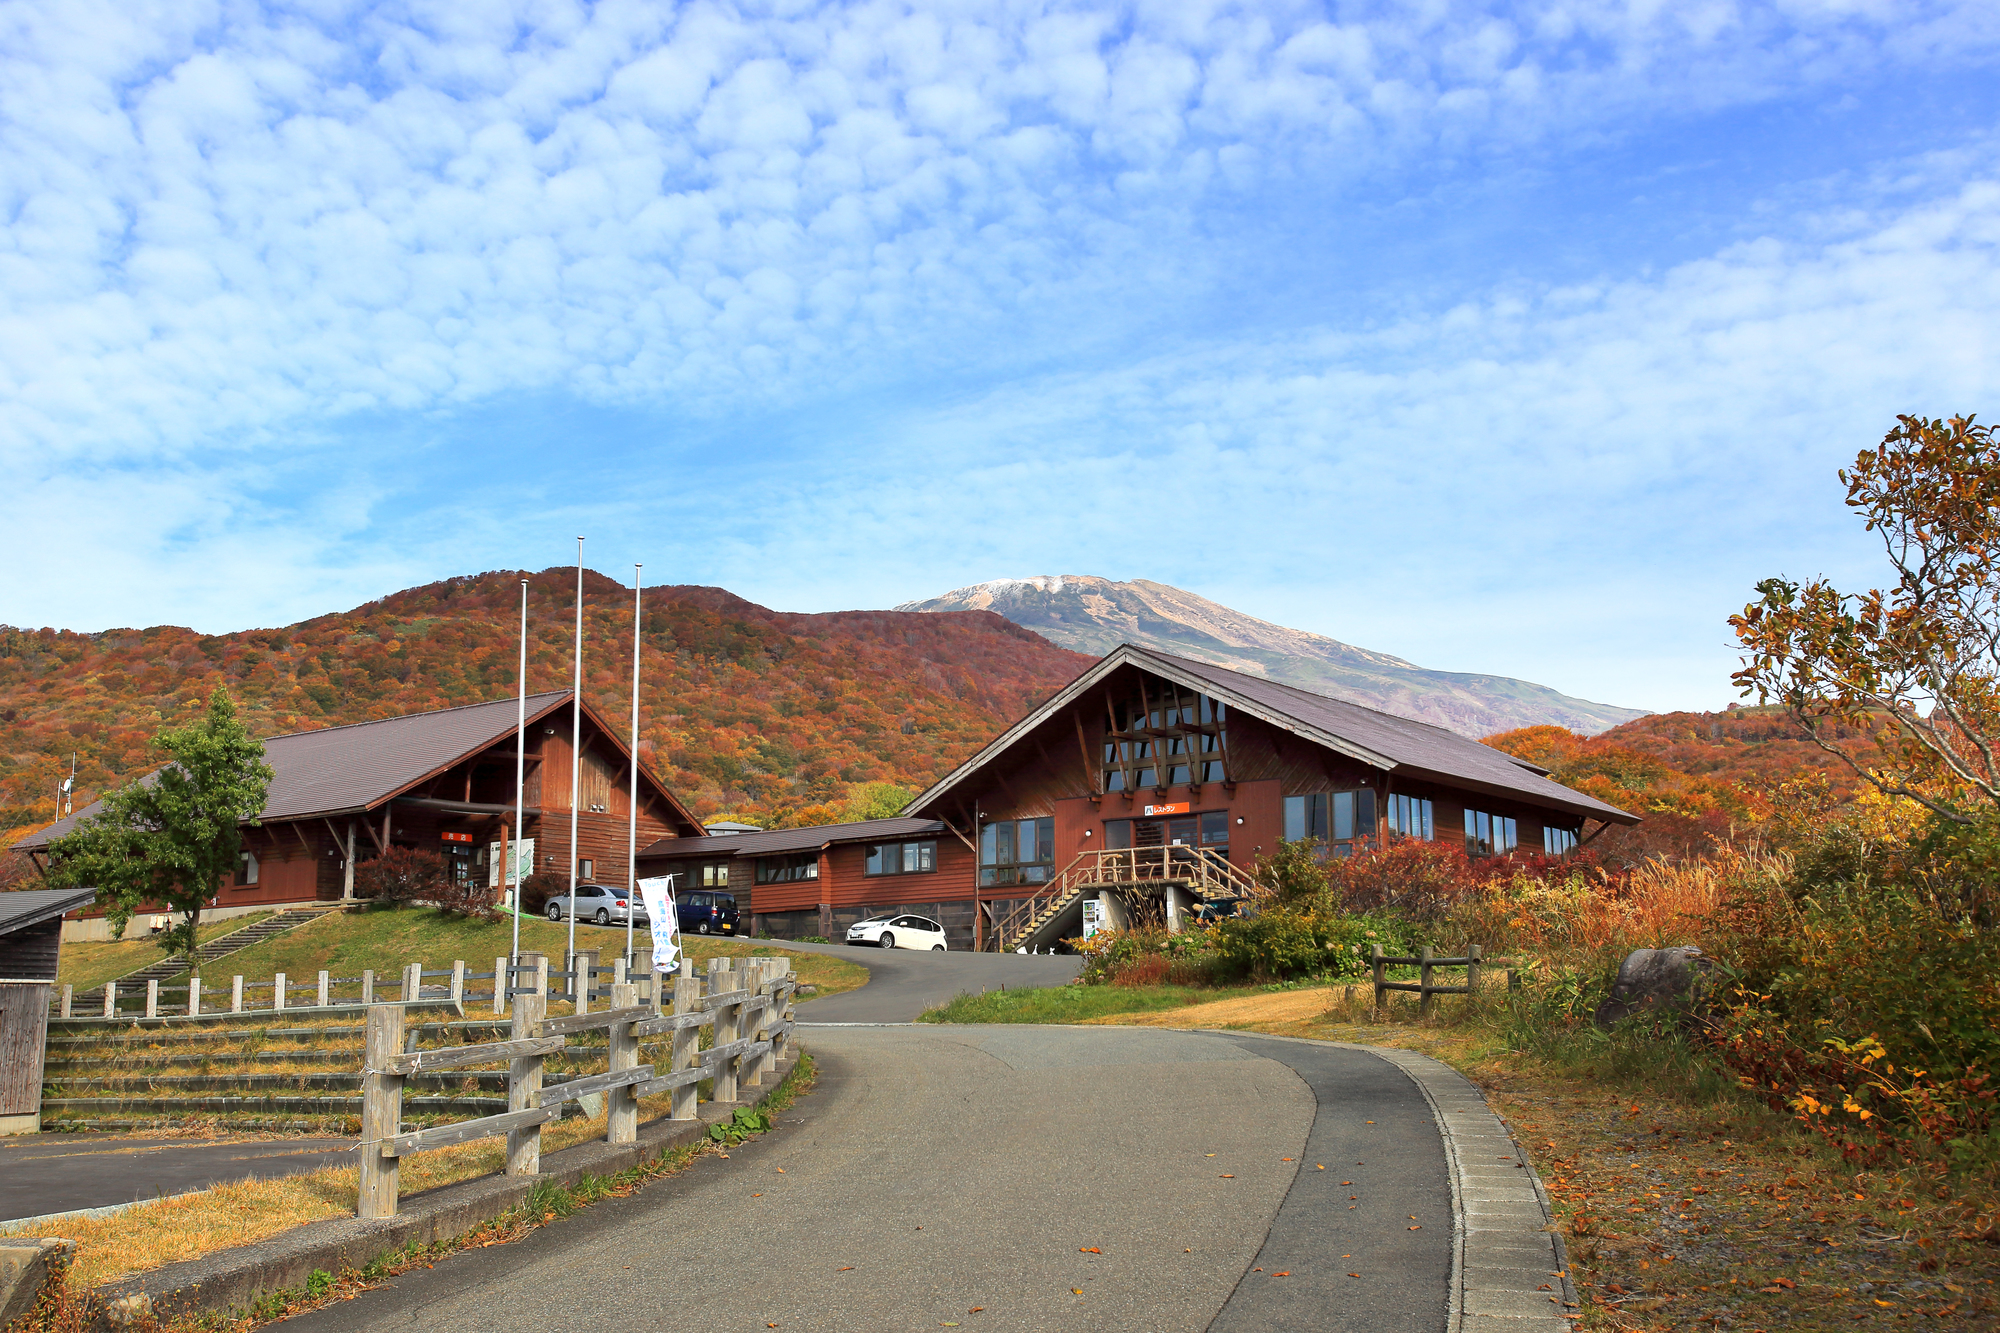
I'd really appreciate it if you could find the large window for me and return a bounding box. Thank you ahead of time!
[755,853,820,884]
[1464,809,1517,857]
[865,840,937,876]
[981,817,1055,886]
[1544,825,1579,857]
[1103,691,1228,791]
[1283,791,1378,851]
[235,849,259,886]
[699,861,731,887]
[1386,793,1433,841]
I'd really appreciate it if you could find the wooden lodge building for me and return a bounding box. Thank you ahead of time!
[650,645,1641,952]
[635,816,977,944]
[16,692,704,940]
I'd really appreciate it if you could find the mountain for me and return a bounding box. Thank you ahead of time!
[896,576,1647,738]
[0,571,1093,844]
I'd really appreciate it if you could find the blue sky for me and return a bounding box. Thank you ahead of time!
[5,0,1999,716]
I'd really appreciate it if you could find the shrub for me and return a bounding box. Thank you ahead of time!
[432,871,499,921]
[1325,839,1483,919]
[353,846,447,904]
[516,871,568,915]
[1210,908,1420,983]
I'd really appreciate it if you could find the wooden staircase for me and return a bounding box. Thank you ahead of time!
[990,848,1262,953]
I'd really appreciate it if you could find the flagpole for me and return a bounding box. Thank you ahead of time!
[626,563,642,972]
[567,538,584,984]
[511,579,528,981]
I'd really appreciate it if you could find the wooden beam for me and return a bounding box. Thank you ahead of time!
[1073,710,1101,797]
[385,1105,560,1158]
[385,1036,566,1074]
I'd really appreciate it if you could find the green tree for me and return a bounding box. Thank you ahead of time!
[1732,414,2000,823]
[46,686,273,964]
[842,782,915,822]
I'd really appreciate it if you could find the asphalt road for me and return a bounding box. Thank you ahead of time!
[785,940,1082,1022]
[276,1025,1451,1333]
[0,1137,357,1224]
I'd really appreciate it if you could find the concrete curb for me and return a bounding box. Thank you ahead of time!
[1359,1046,1579,1333]
[69,1048,803,1330]
[1177,1029,1579,1333]
[0,1238,73,1325]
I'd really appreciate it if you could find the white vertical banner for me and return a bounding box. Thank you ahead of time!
[637,875,681,975]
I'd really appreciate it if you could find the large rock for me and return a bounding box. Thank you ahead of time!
[0,1238,72,1325]
[1594,947,1713,1028]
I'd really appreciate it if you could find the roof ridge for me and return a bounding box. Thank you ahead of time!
[1122,642,1481,740]
[262,690,572,742]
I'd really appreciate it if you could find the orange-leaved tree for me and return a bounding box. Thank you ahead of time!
[1731,414,2000,824]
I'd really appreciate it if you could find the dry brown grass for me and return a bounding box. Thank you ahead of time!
[0,1088,702,1290]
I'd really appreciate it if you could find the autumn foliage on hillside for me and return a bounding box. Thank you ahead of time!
[0,569,1094,841]
[1479,705,1889,863]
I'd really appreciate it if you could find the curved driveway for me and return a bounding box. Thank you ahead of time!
[276,1024,1457,1333]
[785,940,1081,1023]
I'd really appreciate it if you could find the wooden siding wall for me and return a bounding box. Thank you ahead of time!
[0,983,51,1115]
[0,916,62,982]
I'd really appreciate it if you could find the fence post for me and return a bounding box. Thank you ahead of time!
[612,956,626,990]
[275,972,287,1013]
[1467,943,1482,1004]
[318,970,331,1008]
[607,981,639,1146]
[670,967,701,1121]
[361,969,374,1006]
[189,975,202,1017]
[1371,944,1385,1021]
[534,955,549,1000]
[60,985,72,1019]
[146,979,159,1019]
[231,976,243,1014]
[494,956,508,1016]
[402,962,421,1005]
[710,958,739,1104]
[104,981,116,1019]
[507,991,547,1177]
[451,960,465,1010]
[357,1003,406,1220]
[1419,947,1435,1019]
[575,949,598,1013]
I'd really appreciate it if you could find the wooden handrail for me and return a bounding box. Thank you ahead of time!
[989,847,1266,951]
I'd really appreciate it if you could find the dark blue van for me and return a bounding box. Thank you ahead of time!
[678,889,740,935]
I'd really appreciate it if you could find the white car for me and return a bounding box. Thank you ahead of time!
[847,914,948,951]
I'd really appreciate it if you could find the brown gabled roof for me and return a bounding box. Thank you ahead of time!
[639,816,945,861]
[0,887,97,935]
[16,691,704,849]
[905,644,1640,826]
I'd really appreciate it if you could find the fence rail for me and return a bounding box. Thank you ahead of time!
[355,955,798,1220]
[1369,944,1518,1018]
[53,946,677,1023]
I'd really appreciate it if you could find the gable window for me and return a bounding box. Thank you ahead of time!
[1386,794,1433,841]
[235,849,259,886]
[755,853,820,884]
[1284,791,1377,852]
[1465,810,1517,857]
[577,858,594,879]
[865,840,937,876]
[1103,691,1227,791]
[981,817,1055,886]
[1544,826,1579,857]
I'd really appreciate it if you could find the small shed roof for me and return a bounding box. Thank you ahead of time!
[0,888,97,935]
[641,816,945,861]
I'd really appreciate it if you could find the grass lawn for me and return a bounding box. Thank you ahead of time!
[148,903,869,1002]
[921,982,1270,1024]
[57,912,276,994]
[937,981,2000,1332]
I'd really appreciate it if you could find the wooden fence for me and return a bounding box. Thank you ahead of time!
[356,954,796,1220]
[54,947,666,1022]
[1369,944,1517,1018]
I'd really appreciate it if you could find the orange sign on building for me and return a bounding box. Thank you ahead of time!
[1142,802,1190,817]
